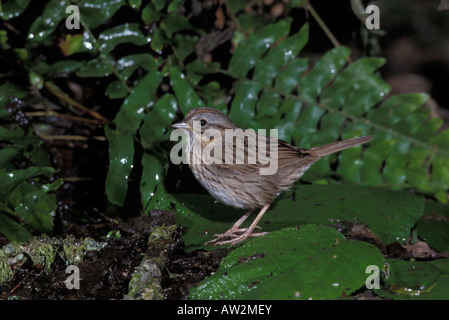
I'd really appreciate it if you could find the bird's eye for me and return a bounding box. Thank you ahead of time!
[200,119,207,127]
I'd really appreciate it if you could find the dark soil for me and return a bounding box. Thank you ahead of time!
[1,210,230,300]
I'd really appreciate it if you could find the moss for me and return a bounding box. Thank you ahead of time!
[59,235,105,266]
[0,242,27,284]
[124,225,177,300]
[21,236,57,269]
[0,235,106,285]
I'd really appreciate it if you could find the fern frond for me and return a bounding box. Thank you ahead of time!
[182,21,449,202]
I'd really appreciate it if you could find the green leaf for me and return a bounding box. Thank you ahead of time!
[167,0,185,13]
[76,58,115,77]
[228,20,291,78]
[189,225,385,299]
[104,125,134,206]
[169,66,206,114]
[158,185,424,250]
[115,53,158,80]
[59,34,93,56]
[375,259,449,299]
[0,167,55,203]
[98,23,149,54]
[140,93,177,148]
[140,153,165,211]
[228,81,262,128]
[9,179,62,235]
[128,0,142,10]
[161,14,193,38]
[104,54,158,98]
[79,0,126,29]
[33,60,85,75]
[0,0,31,20]
[105,81,129,100]
[415,202,449,252]
[0,119,59,241]
[153,0,168,11]
[226,0,247,12]
[0,82,28,99]
[28,71,44,89]
[297,46,351,103]
[27,0,66,42]
[173,34,198,61]
[0,148,21,168]
[253,23,309,86]
[114,69,163,135]
[142,3,161,24]
[0,214,33,243]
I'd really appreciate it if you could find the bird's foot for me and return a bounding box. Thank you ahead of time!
[205,226,268,246]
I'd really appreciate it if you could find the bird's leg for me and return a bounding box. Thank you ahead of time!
[205,209,253,245]
[206,203,271,246]
[220,209,253,235]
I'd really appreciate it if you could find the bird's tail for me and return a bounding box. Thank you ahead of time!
[309,136,373,157]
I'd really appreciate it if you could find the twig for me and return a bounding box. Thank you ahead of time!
[10,275,29,294]
[63,177,94,182]
[44,81,110,124]
[38,135,106,141]
[307,4,341,49]
[25,111,102,125]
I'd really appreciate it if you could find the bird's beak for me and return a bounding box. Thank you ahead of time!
[171,122,191,130]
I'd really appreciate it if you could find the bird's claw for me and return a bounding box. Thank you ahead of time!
[205,227,268,246]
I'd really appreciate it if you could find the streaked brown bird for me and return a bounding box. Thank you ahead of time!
[172,107,372,246]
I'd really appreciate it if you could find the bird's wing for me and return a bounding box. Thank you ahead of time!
[207,132,312,175]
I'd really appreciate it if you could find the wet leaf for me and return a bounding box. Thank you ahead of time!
[0,122,59,241]
[142,3,161,24]
[28,71,44,90]
[0,0,31,20]
[157,185,424,250]
[114,69,163,135]
[128,0,142,10]
[253,23,309,86]
[9,179,62,235]
[228,81,262,128]
[76,58,114,77]
[0,82,27,99]
[104,125,134,206]
[0,167,55,203]
[169,66,206,114]
[140,153,165,211]
[104,53,158,98]
[115,53,157,80]
[140,93,177,149]
[27,0,66,43]
[161,14,193,38]
[167,0,185,13]
[375,259,449,299]
[33,60,85,75]
[105,81,129,100]
[59,34,91,56]
[98,23,148,54]
[297,46,351,103]
[79,0,126,29]
[228,20,290,78]
[0,214,33,243]
[189,225,385,299]
[415,202,449,252]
